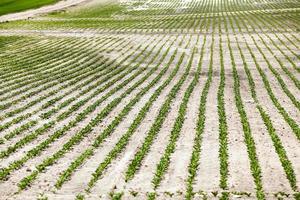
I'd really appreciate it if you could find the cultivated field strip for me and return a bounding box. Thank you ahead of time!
[0,0,299,199]
[0,34,160,163]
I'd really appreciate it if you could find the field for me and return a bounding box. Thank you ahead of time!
[0,0,61,16]
[0,0,299,199]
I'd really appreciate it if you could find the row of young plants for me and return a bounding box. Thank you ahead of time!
[247,11,300,60]
[0,55,110,117]
[39,53,127,118]
[0,38,122,99]
[0,1,299,198]
[53,45,145,122]
[0,36,31,63]
[17,35,172,190]
[1,61,142,177]
[0,2,298,34]
[0,37,87,79]
[0,120,37,143]
[217,19,229,192]
[222,2,299,74]
[28,36,179,189]
[29,43,180,197]
[255,33,300,90]
[245,12,300,74]
[54,38,180,189]
[224,15,265,200]
[247,32,300,112]
[0,55,107,135]
[39,57,112,113]
[0,35,80,68]
[0,36,65,61]
[246,11,300,72]
[185,17,213,200]
[0,35,164,182]
[0,43,81,97]
[0,40,61,82]
[0,37,123,96]
[229,14,298,192]
[0,51,122,137]
[0,114,32,133]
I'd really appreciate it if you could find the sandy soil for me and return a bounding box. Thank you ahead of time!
[0,0,299,199]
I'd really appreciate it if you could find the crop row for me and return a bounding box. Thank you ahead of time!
[185,17,213,200]
[225,16,265,200]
